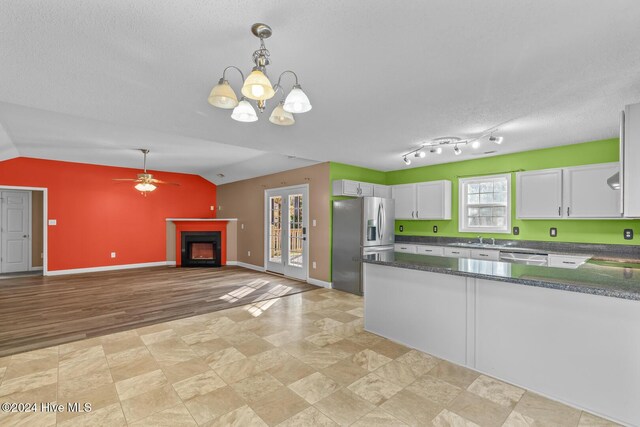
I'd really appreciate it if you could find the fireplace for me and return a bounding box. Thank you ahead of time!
[181,231,222,267]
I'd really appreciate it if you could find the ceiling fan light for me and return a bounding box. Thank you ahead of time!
[135,183,157,192]
[208,79,238,109]
[231,99,258,122]
[241,69,275,101]
[283,85,312,113]
[269,102,295,126]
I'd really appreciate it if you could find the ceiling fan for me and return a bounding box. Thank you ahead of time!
[113,149,179,195]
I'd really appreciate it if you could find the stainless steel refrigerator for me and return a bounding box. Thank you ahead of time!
[332,197,395,295]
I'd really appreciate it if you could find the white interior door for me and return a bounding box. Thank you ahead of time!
[1,190,31,273]
[265,186,308,280]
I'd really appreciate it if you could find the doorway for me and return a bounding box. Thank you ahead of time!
[0,189,44,274]
[264,185,308,281]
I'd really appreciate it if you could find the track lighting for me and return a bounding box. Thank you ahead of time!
[489,135,503,144]
[435,147,442,154]
[454,145,462,155]
[414,151,426,158]
[403,156,411,165]
[400,132,504,164]
[471,140,480,149]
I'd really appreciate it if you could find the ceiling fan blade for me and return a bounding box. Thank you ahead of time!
[150,179,180,186]
[112,178,141,182]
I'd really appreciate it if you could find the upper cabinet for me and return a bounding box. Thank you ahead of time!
[332,179,373,197]
[622,102,640,217]
[392,181,452,220]
[516,163,621,219]
[373,184,392,198]
[516,169,563,218]
[416,181,452,220]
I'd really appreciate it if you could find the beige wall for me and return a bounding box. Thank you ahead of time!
[217,162,331,282]
[31,191,43,268]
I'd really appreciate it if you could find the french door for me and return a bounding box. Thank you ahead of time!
[265,185,308,280]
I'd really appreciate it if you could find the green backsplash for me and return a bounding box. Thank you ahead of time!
[386,138,639,245]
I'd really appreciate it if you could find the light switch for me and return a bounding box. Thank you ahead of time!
[550,227,557,237]
[48,219,57,226]
[312,219,317,227]
[241,224,244,230]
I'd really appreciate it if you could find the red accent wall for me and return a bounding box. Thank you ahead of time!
[0,157,216,271]
[174,221,228,267]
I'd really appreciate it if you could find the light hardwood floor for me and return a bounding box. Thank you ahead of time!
[0,266,316,357]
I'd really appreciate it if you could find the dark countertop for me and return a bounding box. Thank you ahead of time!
[361,251,640,301]
[395,235,640,264]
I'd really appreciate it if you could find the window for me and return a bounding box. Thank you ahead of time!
[459,174,511,233]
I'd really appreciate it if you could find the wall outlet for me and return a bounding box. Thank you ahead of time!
[624,229,634,240]
[433,225,438,233]
[247,251,251,257]
[513,226,520,235]
[111,252,116,258]
[550,228,557,237]
[312,261,317,269]
[399,225,404,232]
[48,219,57,226]
[210,205,215,211]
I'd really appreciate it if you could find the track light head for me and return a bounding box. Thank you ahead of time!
[403,156,411,165]
[489,135,503,144]
[471,140,480,149]
[414,151,426,158]
[454,145,462,155]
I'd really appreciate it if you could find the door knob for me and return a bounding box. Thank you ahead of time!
[23,235,29,238]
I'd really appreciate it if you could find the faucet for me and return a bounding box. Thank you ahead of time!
[490,238,496,245]
[477,236,483,244]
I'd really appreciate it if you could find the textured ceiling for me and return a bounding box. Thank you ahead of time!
[1,0,640,183]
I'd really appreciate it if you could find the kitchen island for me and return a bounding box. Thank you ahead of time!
[362,252,640,425]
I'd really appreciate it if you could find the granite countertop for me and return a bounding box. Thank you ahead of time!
[361,251,640,301]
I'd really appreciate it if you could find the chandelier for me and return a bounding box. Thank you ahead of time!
[207,23,312,126]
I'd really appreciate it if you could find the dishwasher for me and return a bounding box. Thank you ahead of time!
[499,251,548,266]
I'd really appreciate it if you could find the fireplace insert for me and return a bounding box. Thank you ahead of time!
[181,231,221,267]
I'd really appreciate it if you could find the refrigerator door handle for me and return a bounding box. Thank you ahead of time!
[378,203,383,240]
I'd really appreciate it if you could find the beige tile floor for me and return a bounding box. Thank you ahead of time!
[0,288,620,426]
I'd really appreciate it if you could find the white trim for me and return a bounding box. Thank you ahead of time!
[166,218,238,222]
[307,277,332,288]
[458,173,512,234]
[226,260,238,266]
[0,185,48,275]
[45,261,167,276]
[237,261,266,272]
[166,261,177,266]
[31,266,43,271]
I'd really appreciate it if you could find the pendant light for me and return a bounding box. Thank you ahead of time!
[231,98,258,122]
[208,23,311,126]
[269,102,295,126]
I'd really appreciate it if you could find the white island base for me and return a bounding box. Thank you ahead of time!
[363,263,640,426]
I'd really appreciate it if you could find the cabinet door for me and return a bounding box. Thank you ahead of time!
[516,169,563,218]
[373,185,392,198]
[331,180,360,197]
[563,163,621,218]
[359,182,374,197]
[391,184,417,219]
[416,181,452,219]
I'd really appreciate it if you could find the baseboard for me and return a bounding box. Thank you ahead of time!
[226,261,238,266]
[236,262,266,272]
[166,261,177,267]
[307,277,332,288]
[46,261,168,276]
[30,266,44,271]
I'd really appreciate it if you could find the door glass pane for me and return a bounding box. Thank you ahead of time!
[269,196,282,263]
[288,194,303,268]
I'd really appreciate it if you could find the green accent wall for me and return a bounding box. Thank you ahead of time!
[386,138,639,245]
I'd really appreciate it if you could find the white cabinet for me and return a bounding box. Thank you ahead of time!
[563,163,621,218]
[391,184,417,219]
[373,184,392,198]
[332,180,373,197]
[547,254,590,269]
[622,102,640,217]
[416,245,445,256]
[516,163,621,219]
[443,247,471,258]
[470,249,500,261]
[394,244,417,254]
[392,181,452,220]
[516,169,563,218]
[416,181,452,220]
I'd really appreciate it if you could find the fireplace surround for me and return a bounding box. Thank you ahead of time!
[181,231,222,267]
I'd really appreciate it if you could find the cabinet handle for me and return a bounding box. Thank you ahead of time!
[562,261,576,264]
[558,206,561,217]
[567,207,570,216]
[452,251,460,254]
[479,254,489,257]
[411,211,414,218]
[416,210,419,217]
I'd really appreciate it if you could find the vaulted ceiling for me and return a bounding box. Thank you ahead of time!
[1,1,640,183]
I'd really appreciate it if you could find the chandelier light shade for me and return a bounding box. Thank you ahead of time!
[208,23,311,126]
[231,98,258,122]
[283,85,312,113]
[269,102,295,126]
[208,79,239,109]
[241,69,275,101]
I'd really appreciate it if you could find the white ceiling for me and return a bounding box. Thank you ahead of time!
[1,0,640,183]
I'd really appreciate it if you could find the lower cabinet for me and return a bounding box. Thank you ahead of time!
[394,244,417,253]
[443,247,471,258]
